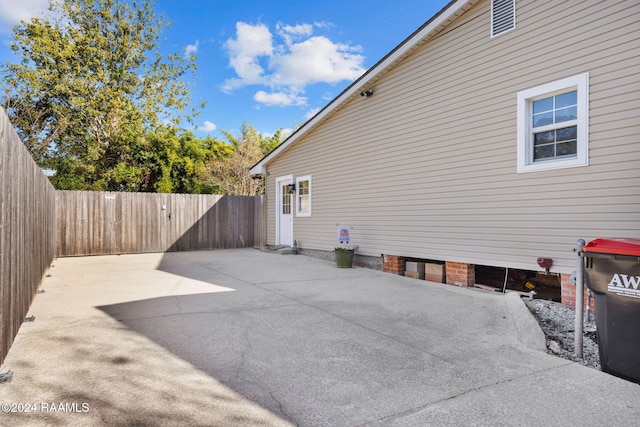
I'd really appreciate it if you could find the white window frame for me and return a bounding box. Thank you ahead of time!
[295,175,312,217]
[517,73,589,173]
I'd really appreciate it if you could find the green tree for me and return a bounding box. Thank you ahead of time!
[202,122,282,196]
[137,127,233,194]
[1,0,201,190]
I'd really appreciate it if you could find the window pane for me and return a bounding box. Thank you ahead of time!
[532,90,578,128]
[533,112,553,127]
[299,196,309,212]
[534,144,555,160]
[556,126,577,141]
[533,97,553,114]
[533,126,578,161]
[555,90,577,108]
[556,141,577,157]
[534,131,554,145]
[298,180,309,195]
[555,106,577,123]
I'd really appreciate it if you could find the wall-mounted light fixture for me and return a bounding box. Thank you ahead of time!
[360,89,374,97]
[286,183,296,194]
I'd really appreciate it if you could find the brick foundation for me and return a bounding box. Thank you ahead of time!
[445,261,475,288]
[383,254,475,288]
[377,253,592,307]
[382,254,405,275]
[561,273,596,311]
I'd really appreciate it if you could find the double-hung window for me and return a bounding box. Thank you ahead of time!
[517,73,589,172]
[296,176,311,216]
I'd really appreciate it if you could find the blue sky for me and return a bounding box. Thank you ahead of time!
[0,0,451,139]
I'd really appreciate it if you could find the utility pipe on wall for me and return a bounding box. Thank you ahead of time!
[574,239,586,359]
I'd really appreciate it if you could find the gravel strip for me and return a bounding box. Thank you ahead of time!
[525,299,600,370]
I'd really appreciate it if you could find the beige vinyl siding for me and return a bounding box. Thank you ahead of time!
[265,0,640,274]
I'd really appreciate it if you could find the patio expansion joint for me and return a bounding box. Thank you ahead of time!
[109,302,303,322]
[253,274,374,287]
[357,361,576,426]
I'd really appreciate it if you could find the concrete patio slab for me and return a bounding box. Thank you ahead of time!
[0,249,638,426]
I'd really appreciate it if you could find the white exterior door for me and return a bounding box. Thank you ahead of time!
[276,175,293,246]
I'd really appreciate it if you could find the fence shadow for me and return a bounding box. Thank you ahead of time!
[166,195,262,252]
[56,192,263,257]
[154,195,262,285]
[96,289,294,425]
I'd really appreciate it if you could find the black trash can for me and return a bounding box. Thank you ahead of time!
[581,238,640,383]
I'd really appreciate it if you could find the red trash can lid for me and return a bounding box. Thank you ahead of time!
[583,238,640,256]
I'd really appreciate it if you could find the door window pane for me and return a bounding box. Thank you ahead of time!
[281,186,291,214]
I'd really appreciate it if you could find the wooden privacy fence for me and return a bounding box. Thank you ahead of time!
[0,108,57,365]
[56,191,264,256]
[1,103,265,364]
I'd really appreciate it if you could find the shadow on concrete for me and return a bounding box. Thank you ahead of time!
[153,195,262,289]
[0,250,290,427]
[97,289,300,425]
[5,306,291,427]
[6,251,640,427]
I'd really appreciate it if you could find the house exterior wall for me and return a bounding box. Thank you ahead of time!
[264,0,640,275]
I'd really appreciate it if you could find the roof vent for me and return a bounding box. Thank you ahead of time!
[491,0,515,37]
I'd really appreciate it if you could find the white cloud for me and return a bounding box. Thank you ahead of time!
[281,128,294,139]
[277,22,313,38]
[0,0,49,29]
[223,21,366,107]
[262,128,294,140]
[184,39,199,57]
[197,120,217,132]
[222,22,273,91]
[305,107,322,120]
[276,22,313,46]
[313,21,334,30]
[270,36,364,88]
[254,90,307,107]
